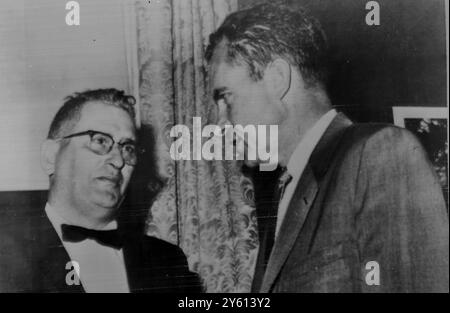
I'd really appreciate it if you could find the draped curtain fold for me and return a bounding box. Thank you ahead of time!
[132,0,258,292]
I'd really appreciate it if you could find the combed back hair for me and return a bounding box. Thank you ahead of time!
[205,3,329,88]
[47,89,136,139]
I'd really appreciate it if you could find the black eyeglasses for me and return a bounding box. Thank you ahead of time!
[61,130,143,166]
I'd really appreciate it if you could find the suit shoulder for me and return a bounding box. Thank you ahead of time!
[344,123,423,155]
[331,123,430,184]
[137,236,203,293]
[140,235,186,257]
[343,123,435,186]
[0,212,33,255]
[142,235,179,249]
[0,212,50,292]
[360,123,418,142]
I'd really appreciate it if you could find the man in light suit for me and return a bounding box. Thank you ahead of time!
[206,4,448,292]
[0,89,201,293]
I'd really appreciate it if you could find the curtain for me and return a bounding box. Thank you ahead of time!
[131,0,258,293]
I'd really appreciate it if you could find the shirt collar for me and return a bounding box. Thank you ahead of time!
[286,109,338,180]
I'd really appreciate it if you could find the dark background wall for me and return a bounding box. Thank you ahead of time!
[239,0,447,122]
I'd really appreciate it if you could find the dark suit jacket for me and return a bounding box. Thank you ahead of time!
[0,204,202,293]
[254,113,449,293]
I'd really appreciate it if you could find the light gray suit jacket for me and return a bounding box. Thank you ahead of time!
[259,113,449,292]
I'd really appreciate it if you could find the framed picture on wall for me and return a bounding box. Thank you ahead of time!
[392,106,448,206]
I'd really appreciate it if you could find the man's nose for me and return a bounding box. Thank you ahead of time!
[217,99,231,127]
[107,144,125,169]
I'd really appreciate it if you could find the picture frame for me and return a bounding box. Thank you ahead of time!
[392,106,448,206]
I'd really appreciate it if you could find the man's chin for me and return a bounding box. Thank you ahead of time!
[90,188,122,211]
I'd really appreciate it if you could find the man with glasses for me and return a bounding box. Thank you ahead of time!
[0,89,201,293]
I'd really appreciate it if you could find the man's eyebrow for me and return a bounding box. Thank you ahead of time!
[119,138,137,145]
[93,130,135,144]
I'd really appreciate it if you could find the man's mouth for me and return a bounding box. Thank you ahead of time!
[97,175,122,186]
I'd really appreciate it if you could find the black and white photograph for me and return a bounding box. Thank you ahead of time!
[0,0,448,297]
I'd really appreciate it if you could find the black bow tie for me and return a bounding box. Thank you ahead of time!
[61,224,123,249]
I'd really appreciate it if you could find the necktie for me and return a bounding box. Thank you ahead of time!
[252,166,293,292]
[61,224,123,249]
[275,168,293,203]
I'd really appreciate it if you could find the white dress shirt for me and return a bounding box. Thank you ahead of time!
[275,109,338,237]
[45,203,130,293]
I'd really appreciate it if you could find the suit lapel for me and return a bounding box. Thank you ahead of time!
[31,213,84,292]
[122,233,143,292]
[259,113,353,292]
[38,218,144,293]
[260,165,318,292]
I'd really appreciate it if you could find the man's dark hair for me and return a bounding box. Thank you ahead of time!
[48,89,136,139]
[205,3,329,88]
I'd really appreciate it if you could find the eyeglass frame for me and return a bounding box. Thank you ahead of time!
[58,130,144,166]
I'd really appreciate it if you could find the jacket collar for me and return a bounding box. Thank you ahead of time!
[309,113,354,180]
[259,113,353,292]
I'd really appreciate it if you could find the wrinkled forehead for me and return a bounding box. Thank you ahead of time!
[75,101,136,140]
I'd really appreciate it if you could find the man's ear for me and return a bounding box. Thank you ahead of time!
[264,58,292,101]
[41,139,60,176]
